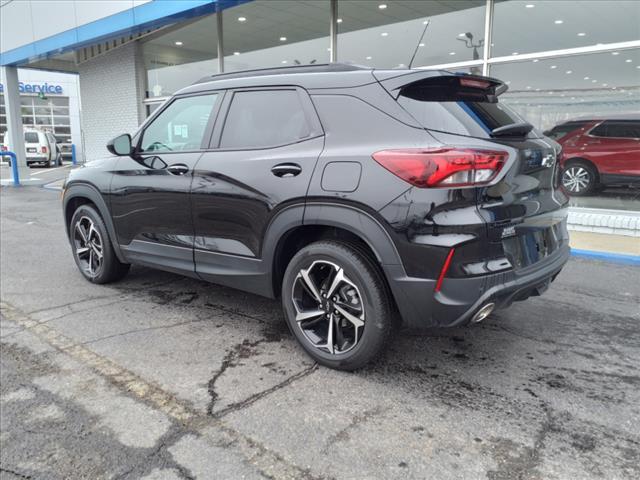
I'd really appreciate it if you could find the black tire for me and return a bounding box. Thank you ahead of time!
[281,240,394,370]
[69,204,130,284]
[562,160,598,196]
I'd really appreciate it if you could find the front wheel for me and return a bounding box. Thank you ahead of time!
[562,161,598,196]
[70,205,130,284]
[281,241,394,370]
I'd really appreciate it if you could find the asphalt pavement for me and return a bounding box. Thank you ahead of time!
[1,185,639,480]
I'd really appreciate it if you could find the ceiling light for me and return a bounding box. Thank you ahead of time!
[449,52,456,55]
[602,83,608,86]
[591,79,597,83]
[233,51,240,56]
[525,4,535,8]
[577,32,586,36]
[381,32,388,37]
[512,52,519,55]
[281,60,287,64]
[378,3,387,9]
[174,41,183,46]
[423,20,429,25]
[238,16,246,22]
[532,59,539,63]
[280,36,287,41]
[584,76,589,80]
[526,86,532,89]
[611,51,620,55]
[636,65,640,69]
[337,18,343,23]
[419,43,425,47]
[625,59,632,63]
[550,65,557,69]
[554,20,563,24]
[366,56,372,60]
[458,33,466,37]
[565,70,572,74]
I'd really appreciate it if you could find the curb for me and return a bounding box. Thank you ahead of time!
[571,248,640,266]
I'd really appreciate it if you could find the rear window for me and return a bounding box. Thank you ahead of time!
[398,96,527,139]
[24,132,39,143]
[547,121,589,140]
[396,76,529,138]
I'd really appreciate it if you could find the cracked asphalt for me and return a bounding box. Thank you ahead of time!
[1,185,639,480]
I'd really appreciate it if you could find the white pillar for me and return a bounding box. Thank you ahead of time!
[1,66,29,178]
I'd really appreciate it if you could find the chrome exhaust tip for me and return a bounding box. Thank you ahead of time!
[471,303,495,323]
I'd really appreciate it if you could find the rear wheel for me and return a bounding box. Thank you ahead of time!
[281,241,394,370]
[70,205,130,284]
[562,160,598,196]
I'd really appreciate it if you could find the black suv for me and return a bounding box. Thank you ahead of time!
[63,64,570,370]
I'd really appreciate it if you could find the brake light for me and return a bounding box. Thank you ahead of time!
[372,148,508,188]
[459,77,492,89]
[435,248,455,292]
[41,146,48,154]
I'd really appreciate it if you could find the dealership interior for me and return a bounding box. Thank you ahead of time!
[2,0,639,217]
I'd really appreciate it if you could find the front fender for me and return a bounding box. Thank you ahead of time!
[63,182,126,263]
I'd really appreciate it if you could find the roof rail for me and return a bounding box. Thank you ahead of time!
[194,63,370,84]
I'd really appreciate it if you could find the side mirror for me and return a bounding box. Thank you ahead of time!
[107,134,133,156]
[542,130,552,136]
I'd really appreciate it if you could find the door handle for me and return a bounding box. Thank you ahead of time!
[167,163,189,175]
[271,163,302,177]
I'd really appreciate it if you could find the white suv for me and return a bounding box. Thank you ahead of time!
[1,129,61,167]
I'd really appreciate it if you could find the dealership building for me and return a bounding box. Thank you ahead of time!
[1,0,639,229]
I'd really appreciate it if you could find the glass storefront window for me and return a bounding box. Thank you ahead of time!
[223,0,330,72]
[491,50,640,211]
[492,1,640,57]
[337,0,486,68]
[142,15,219,98]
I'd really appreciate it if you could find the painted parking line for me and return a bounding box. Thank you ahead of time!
[29,164,73,177]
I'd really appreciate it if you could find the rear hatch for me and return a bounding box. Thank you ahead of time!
[377,71,569,270]
[24,131,43,157]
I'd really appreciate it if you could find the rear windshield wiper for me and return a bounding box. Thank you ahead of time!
[491,122,534,138]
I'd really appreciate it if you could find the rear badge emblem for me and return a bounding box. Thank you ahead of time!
[501,225,517,238]
[541,153,555,168]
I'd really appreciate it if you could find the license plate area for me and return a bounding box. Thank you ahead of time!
[27,148,37,153]
[502,226,560,270]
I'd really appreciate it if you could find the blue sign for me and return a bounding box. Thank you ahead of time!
[0,82,63,95]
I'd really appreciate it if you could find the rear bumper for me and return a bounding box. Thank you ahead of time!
[386,243,570,329]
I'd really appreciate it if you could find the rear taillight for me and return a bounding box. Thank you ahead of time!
[372,148,508,188]
[41,146,48,154]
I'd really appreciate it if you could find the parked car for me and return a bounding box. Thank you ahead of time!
[1,129,62,167]
[62,64,570,370]
[545,115,640,196]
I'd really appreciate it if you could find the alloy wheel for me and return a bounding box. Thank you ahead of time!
[562,166,591,193]
[291,260,365,354]
[73,216,104,277]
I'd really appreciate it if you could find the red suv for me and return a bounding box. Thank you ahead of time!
[545,115,640,196]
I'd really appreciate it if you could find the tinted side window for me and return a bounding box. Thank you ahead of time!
[220,90,311,149]
[141,94,218,153]
[591,121,640,138]
[24,132,39,143]
[605,121,640,138]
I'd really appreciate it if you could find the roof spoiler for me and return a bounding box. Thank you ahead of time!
[374,70,507,103]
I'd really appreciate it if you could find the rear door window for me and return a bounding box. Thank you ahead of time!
[220,90,311,149]
[24,132,39,143]
[591,121,640,139]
